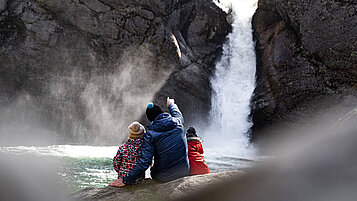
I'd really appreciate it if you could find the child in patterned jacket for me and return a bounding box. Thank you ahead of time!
[110,121,146,187]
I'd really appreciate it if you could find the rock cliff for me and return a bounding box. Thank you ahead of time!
[0,0,230,144]
[251,0,357,139]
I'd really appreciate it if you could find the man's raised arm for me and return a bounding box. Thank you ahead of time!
[167,97,184,126]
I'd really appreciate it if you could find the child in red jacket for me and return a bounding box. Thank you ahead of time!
[111,121,146,186]
[186,127,209,175]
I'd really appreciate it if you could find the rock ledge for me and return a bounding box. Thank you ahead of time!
[69,170,244,201]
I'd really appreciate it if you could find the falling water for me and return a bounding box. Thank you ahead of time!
[204,0,257,159]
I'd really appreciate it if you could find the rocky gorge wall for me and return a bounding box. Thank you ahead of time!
[0,0,230,144]
[251,0,357,140]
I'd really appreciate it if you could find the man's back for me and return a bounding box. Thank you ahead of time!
[148,111,189,182]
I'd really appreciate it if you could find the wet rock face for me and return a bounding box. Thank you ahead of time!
[251,0,357,139]
[0,0,230,144]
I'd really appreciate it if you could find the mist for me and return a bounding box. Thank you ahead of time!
[66,45,174,144]
[0,44,175,146]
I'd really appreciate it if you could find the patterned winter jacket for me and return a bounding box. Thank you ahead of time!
[113,139,145,183]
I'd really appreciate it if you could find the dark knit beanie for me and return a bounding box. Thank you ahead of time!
[186,127,197,138]
[146,102,164,122]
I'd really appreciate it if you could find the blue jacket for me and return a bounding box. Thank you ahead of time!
[123,103,190,184]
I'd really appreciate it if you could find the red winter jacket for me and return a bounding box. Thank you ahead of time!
[187,137,209,175]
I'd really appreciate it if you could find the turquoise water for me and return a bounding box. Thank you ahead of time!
[59,157,116,192]
[0,145,256,193]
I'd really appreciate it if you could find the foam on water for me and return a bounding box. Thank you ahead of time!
[0,145,118,158]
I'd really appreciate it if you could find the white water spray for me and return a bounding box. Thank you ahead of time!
[205,0,257,159]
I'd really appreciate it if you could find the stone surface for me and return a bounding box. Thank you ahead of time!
[69,171,244,201]
[251,0,357,140]
[0,0,231,145]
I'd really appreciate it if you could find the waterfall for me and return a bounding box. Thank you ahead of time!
[204,0,257,158]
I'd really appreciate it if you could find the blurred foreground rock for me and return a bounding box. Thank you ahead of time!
[175,108,357,201]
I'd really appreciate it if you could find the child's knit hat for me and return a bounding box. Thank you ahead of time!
[186,127,198,138]
[128,121,146,139]
[146,102,164,122]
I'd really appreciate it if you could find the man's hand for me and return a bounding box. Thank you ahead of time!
[167,97,175,107]
[109,178,126,187]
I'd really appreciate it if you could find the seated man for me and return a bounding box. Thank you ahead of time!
[116,97,190,186]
